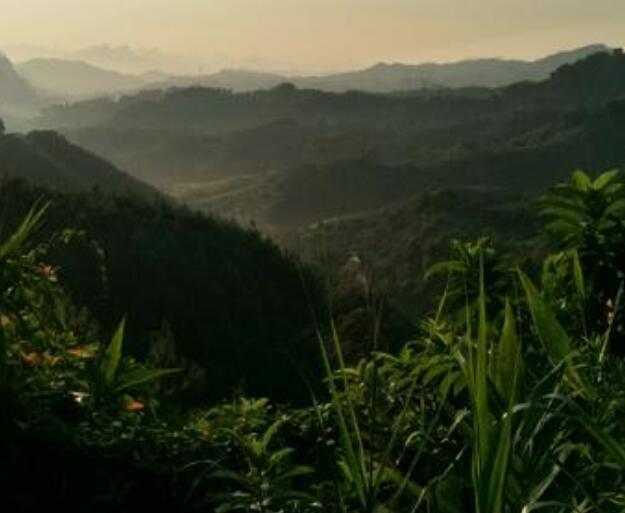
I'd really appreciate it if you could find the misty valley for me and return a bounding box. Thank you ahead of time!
[1,33,625,513]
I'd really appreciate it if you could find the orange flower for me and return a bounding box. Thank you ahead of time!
[43,352,61,366]
[20,351,42,366]
[124,399,145,412]
[67,345,98,359]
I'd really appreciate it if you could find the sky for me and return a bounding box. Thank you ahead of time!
[0,0,623,74]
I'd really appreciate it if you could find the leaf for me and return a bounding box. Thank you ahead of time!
[571,169,592,192]
[0,201,49,261]
[115,367,180,393]
[425,260,466,281]
[570,249,586,301]
[517,270,591,397]
[592,169,620,190]
[495,299,522,405]
[209,469,254,489]
[273,465,315,483]
[317,323,369,509]
[541,207,587,225]
[99,317,126,388]
[268,447,295,469]
[261,419,284,452]
[604,198,625,217]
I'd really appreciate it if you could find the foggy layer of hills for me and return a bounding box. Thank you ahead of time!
[27,49,625,317]
[163,43,610,92]
[37,49,625,196]
[0,43,611,124]
[15,59,165,100]
[1,45,625,394]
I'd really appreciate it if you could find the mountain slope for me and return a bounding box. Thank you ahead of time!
[0,52,42,125]
[0,130,325,402]
[153,44,610,93]
[0,129,157,197]
[16,58,150,99]
[300,43,610,92]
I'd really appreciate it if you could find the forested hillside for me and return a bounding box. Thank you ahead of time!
[0,180,324,403]
[0,128,156,197]
[3,169,625,511]
[30,50,625,319]
[0,126,329,402]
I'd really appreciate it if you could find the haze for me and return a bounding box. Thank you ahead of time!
[1,0,624,73]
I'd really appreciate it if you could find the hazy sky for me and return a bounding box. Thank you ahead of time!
[1,0,623,73]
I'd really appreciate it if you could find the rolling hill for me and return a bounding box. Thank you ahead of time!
[16,58,152,99]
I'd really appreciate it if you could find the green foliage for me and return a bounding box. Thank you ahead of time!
[4,168,625,512]
[205,420,317,513]
[0,180,324,403]
[91,317,180,406]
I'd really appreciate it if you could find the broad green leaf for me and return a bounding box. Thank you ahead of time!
[518,270,592,397]
[592,169,619,190]
[0,201,49,261]
[571,169,592,192]
[114,367,180,393]
[99,317,126,388]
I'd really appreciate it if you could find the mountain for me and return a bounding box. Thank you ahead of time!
[16,58,154,99]
[0,52,42,126]
[153,44,610,93]
[72,44,197,74]
[6,44,608,117]
[295,44,611,92]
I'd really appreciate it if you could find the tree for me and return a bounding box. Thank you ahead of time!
[0,117,5,136]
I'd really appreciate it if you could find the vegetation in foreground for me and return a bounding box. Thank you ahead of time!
[1,169,625,512]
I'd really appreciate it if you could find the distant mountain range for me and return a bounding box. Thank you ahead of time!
[38,50,625,220]
[0,44,613,111]
[15,58,163,99]
[160,44,611,93]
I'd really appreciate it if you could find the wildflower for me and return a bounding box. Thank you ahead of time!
[124,399,145,412]
[20,351,42,366]
[67,345,98,359]
[43,352,61,366]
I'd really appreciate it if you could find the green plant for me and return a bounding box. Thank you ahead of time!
[90,318,180,409]
[205,419,317,513]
